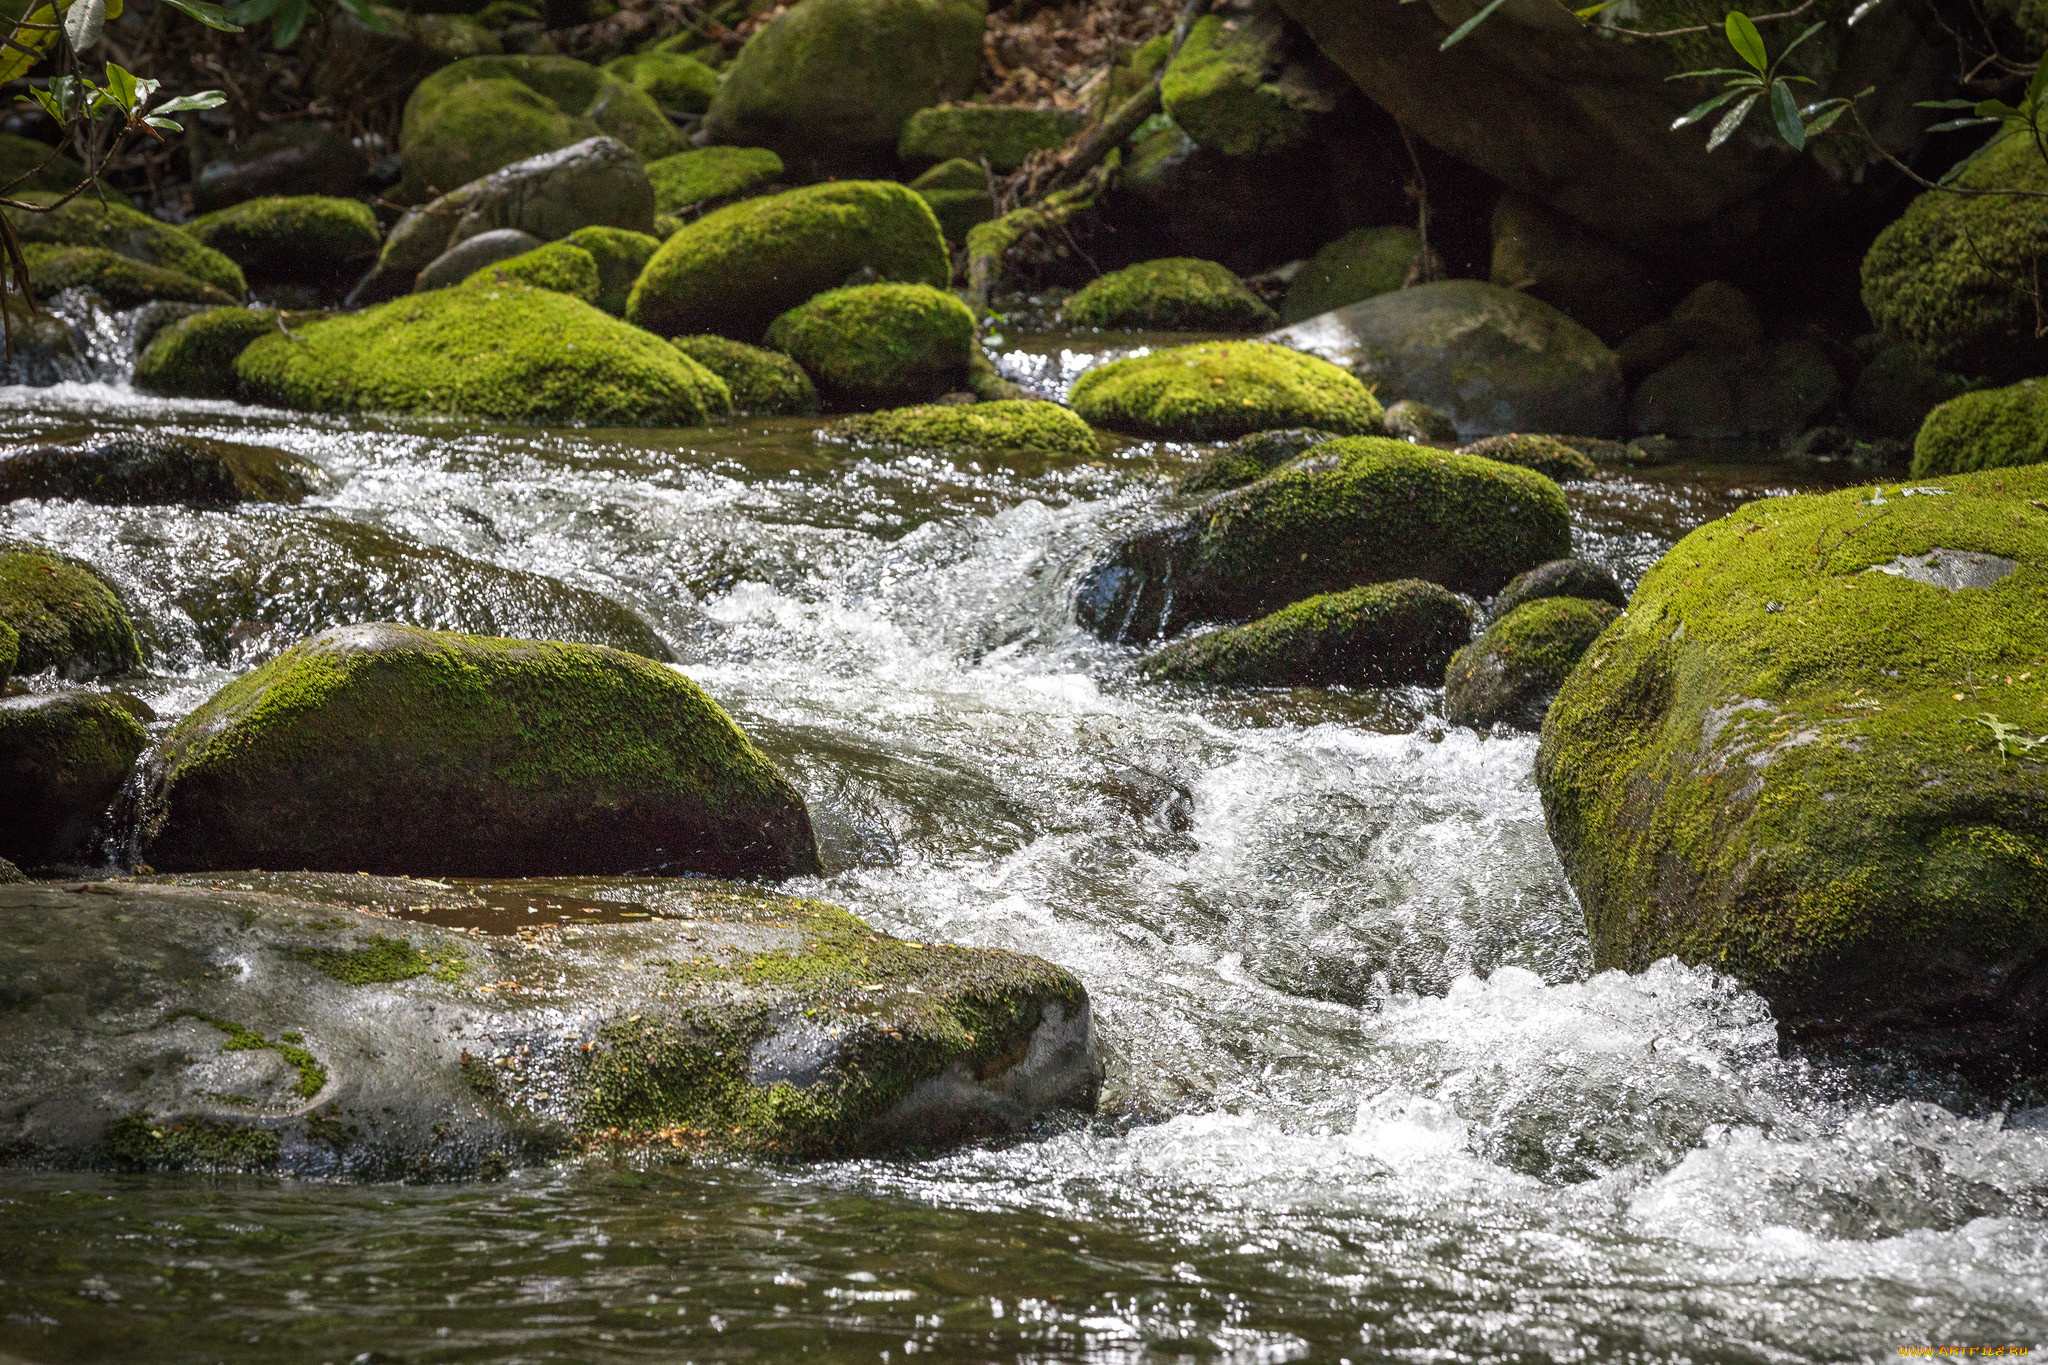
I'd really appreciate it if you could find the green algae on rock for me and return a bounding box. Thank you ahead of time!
[1175,427,1337,496]
[7,194,246,297]
[1142,579,1473,688]
[1068,340,1383,442]
[236,282,731,426]
[186,196,381,289]
[463,241,602,304]
[671,335,820,415]
[765,283,976,409]
[1458,434,1598,481]
[22,245,236,309]
[897,102,1080,171]
[644,146,785,216]
[0,432,326,506]
[1077,438,1571,642]
[1280,225,1423,325]
[1912,378,2048,477]
[1534,467,2048,1069]
[133,307,278,399]
[0,691,148,869]
[824,399,1099,461]
[1445,595,1618,730]
[561,225,662,316]
[133,623,818,878]
[628,181,950,341]
[1059,258,1277,332]
[0,545,142,679]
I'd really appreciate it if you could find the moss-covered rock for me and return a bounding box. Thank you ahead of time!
[1911,377,2048,477]
[1445,595,1617,730]
[7,195,246,297]
[1175,426,1336,495]
[1160,8,1325,156]
[671,335,820,415]
[701,0,986,174]
[644,146,785,217]
[133,622,818,878]
[1489,556,1628,621]
[1142,579,1472,687]
[604,50,719,113]
[133,307,278,400]
[1850,339,1979,443]
[0,620,15,684]
[1458,433,1597,481]
[21,244,236,310]
[0,133,116,201]
[824,399,1099,461]
[1279,225,1421,325]
[0,546,141,679]
[1068,340,1383,441]
[0,433,326,506]
[414,228,545,292]
[1076,437,1571,641]
[236,282,732,426]
[463,241,602,304]
[628,181,949,341]
[561,225,661,316]
[185,196,380,293]
[764,282,975,408]
[1628,340,1842,441]
[0,691,147,869]
[1535,466,2048,1068]
[1863,133,2048,377]
[1381,398,1459,445]
[908,156,995,240]
[1059,258,1277,332]
[897,102,1080,171]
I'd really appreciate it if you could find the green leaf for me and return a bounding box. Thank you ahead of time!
[2030,55,2048,112]
[150,89,226,115]
[1725,11,1767,72]
[1975,99,2023,119]
[1441,0,1514,50]
[330,0,391,32]
[102,60,137,112]
[1927,117,1999,133]
[1777,19,1825,63]
[1803,103,1851,138]
[63,0,107,51]
[268,0,307,46]
[1706,88,1762,150]
[1770,78,1805,150]
[157,0,244,30]
[1673,87,1746,130]
[1574,0,1621,16]
[1915,99,1980,109]
[1667,67,1758,80]
[141,115,181,129]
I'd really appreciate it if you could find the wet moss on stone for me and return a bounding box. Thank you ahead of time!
[186,196,381,284]
[1176,427,1337,496]
[298,934,467,985]
[907,156,994,241]
[1490,557,1628,621]
[7,194,245,296]
[22,245,236,309]
[764,283,975,408]
[644,146,785,216]
[463,241,602,304]
[1445,595,1618,730]
[1159,12,1312,156]
[671,334,820,415]
[1458,434,1598,481]
[177,1012,329,1099]
[604,50,719,114]
[823,399,1099,460]
[1059,258,1277,333]
[1912,377,2048,476]
[0,545,142,678]
[1142,579,1474,688]
[0,690,148,868]
[104,1113,281,1172]
[897,102,1080,171]
[562,225,661,316]
[0,620,15,682]
[133,307,276,400]
[1068,340,1384,442]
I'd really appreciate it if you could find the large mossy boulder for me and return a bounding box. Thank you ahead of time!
[1911,376,2048,477]
[22,245,236,309]
[133,307,279,399]
[8,195,246,297]
[236,281,732,426]
[1535,467,2048,1070]
[1267,279,1625,438]
[1068,340,1383,442]
[1059,258,1277,332]
[629,181,949,340]
[0,873,1101,1172]
[0,691,147,869]
[1142,579,1472,687]
[604,50,720,114]
[133,623,818,878]
[186,196,381,297]
[0,433,325,506]
[897,103,1080,171]
[1457,433,1597,481]
[645,146,784,216]
[764,283,975,408]
[463,241,602,304]
[701,0,987,175]
[0,132,114,201]
[908,157,996,241]
[1076,438,1571,642]
[1279,225,1421,326]
[0,545,141,679]
[824,399,1099,461]
[672,335,820,415]
[1445,595,1617,730]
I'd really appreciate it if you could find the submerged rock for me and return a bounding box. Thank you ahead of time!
[1068,340,1382,442]
[0,433,327,506]
[1445,595,1617,730]
[645,146,785,217]
[898,102,1079,171]
[1536,467,2048,1074]
[672,335,820,416]
[0,544,141,679]
[132,623,818,878]
[1489,557,1628,622]
[1911,377,2048,477]
[824,399,1099,461]
[0,873,1101,1174]
[1175,426,1336,495]
[0,690,147,869]
[1059,258,1277,332]
[1142,579,1471,687]
[8,194,246,297]
[765,283,975,408]
[132,307,280,400]
[1279,225,1421,326]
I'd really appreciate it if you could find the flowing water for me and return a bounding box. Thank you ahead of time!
[1,304,2045,1363]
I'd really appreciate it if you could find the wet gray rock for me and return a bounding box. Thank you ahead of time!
[413,227,546,292]
[1866,547,2018,592]
[191,122,370,213]
[1175,427,1337,496]
[0,295,83,386]
[0,433,330,507]
[1489,557,1627,623]
[0,690,148,869]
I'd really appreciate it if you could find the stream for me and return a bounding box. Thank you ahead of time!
[1,301,2045,1363]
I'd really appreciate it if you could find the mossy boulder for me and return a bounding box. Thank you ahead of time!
[0,546,141,679]
[1911,377,2048,477]
[1160,7,1327,156]
[463,241,602,304]
[1068,340,1383,442]
[764,283,975,408]
[672,335,820,415]
[908,157,995,241]
[7,194,246,297]
[1535,467,2048,1070]
[133,307,279,399]
[701,0,986,174]
[0,691,147,869]
[1863,133,2048,378]
[1458,434,1597,481]
[1445,595,1618,730]
[185,196,380,295]
[1489,556,1628,621]
[0,293,81,386]
[0,620,15,683]
[824,399,1099,461]
[1175,426,1337,495]
[0,133,117,201]
[897,102,1080,171]
[1850,340,1979,443]
[1142,579,1472,688]
[1628,340,1842,441]
[1381,398,1459,445]
[22,245,236,309]
[1076,438,1572,642]
[236,282,732,426]
[0,433,326,506]
[1489,193,1667,344]
[645,147,784,216]
[561,225,661,316]
[1059,258,1277,332]
[604,50,719,114]
[1279,225,1421,325]
[628,181,949,341]
[132,623,818,878]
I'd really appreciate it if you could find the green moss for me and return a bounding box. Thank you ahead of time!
[764,282,975,408]
[298,934,467,985]
[1459,434,1597,481]
[907,162,996,243]
[464,241,602,304]
[174,1012,329,1099]
[1280,226,1423,325]
[1381,398,1459,446]
[1068,340,1384,441]
[133,307,277,400]
[1176,427,1337,496]
[1863,132,2048,375]
[910,158,988,193]
[824,399,1099,461]
[0,691,148,867]
[0,620,16,682]
[21,244,236,309]
[104,1114,281,1172]
[562,225,661,315]
[235,282,731,426]
[1142,579,1473,687]
[644,146,783,219]
[0,133,125,202]
[1912,378,2048,476]
[1060,257,1277,332]
[1445,595,1617,729]
[7,193,246,296]
[1159,12,1312,156]
[186,196,381,285]
[897,102,1080,171]
[628,180,949,340]
[0,546,141,678]
[1533,465,2048,1024]
[671,334,820,414]
[605,50,719,113]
